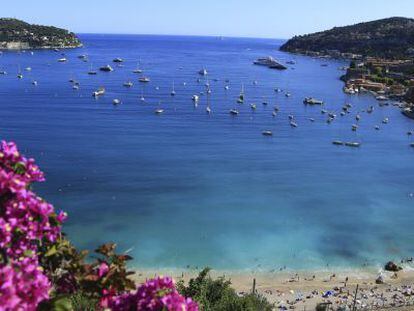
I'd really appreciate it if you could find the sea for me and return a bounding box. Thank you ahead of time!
[1,34,414,272]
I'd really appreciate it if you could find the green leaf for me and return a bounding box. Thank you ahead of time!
[38,295,72,311]
[45,245,57,257]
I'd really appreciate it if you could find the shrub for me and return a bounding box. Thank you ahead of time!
[177,268,273,311]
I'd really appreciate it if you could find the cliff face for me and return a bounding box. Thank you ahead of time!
[0,18,82,49]
[280,17,414,59]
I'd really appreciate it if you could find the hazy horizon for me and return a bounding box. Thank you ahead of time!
[3,0,414,39]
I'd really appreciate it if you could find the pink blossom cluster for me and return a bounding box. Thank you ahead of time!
[0,141,66,309]
[0,258,50,311]
[108,276,198,311]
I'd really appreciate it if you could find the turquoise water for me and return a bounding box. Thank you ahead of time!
[1,34,414,271]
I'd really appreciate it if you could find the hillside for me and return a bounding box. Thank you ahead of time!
[0,18,81,49]
[280,17,414,59]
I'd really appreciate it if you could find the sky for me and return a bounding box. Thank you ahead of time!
[4,0,414,38]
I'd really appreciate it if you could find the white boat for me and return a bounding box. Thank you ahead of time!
[192,95,199,102]
[72,85,79,90]
[113,99,121,105]
[113,58,124,63]
[224,85,229,90]
[382,118,389,124]
[25,67,32,71]
[123,81,133,87]
[17,73,23,79]
[250,104,257,110]
[133,60,143,73]
[92,87,105,97]
[32,80,38,86]
[139,77,150,83]
[171,81,176,96]
[290,121,298,128]
[352,124,358,131]
[229,109,239,115]
[58,58,67,62]
[155,108,164,114]
[262,130,273,136]
[332,141,344,146]
[206,106,211,114]
[0,70,7,75]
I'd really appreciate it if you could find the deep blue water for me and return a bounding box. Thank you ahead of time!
[1,34,414,271]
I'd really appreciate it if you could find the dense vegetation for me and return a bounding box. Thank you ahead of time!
[0,18,81,48]
[280,17,414,58]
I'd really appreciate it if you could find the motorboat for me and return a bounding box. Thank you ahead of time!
[92,87,105,97]
[303,97,323,105]
[139,77,150,83]
[113,99,121,105]
[113,58,124,63]
[262,130,273,136]
[100,65,113,72]
[254,56,287,70]
[123,81,133,87]
[229,109,239,115]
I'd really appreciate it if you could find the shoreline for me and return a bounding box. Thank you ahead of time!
[132,265,414,309]
[0,44,83,51]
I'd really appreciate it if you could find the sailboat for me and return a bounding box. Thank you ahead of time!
[206,86,212,114]
[198,68,208,76]
[88,63,97,75]
[171,80,176,96]
[133,60,143,73]
[155,102,164,114]
[237,84,244,103]
[140,85,145,102]
[17,65,23,79]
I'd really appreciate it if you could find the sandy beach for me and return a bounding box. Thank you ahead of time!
[133,265,414,310]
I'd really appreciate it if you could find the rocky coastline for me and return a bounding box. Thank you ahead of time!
[0,18,82,50]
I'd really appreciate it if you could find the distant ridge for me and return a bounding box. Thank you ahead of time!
[0,18,82,50]
[280,17,414,59]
